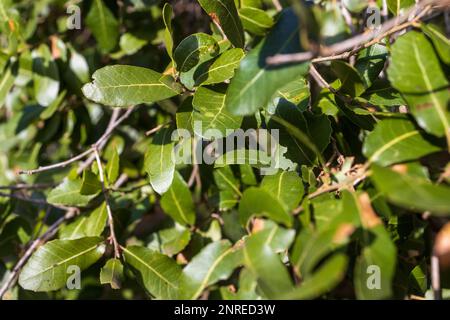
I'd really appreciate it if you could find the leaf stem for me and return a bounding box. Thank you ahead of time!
[93,148,121,259]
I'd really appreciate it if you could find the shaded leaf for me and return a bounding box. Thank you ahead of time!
[86,0,119,53]
[180,240,240,299]
[371,164,450,215]
[100,258,123,289]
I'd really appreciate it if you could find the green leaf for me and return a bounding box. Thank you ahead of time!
[80,170,102,195]
[160,171,196,226]
[261,170,304,212]
[243,230,293,299]
[387,0,415,15]
[86,0,119,53]
[354,224,397,299]
[173,33,220,72]
[0,64,14,107]
[100,258,123,289]
[371,165,450,215]
[162,3,174,60]
[331,60,366,97]
[106,147,120,185]
[252,219,296,253]
[47,179,98,207]
[19,237,105,292]
[197,0,245,48]
[276,77,309,105]
[363,117,440,166]
[355,44,388,89]
[282,254,348,299]
[180,240,240,299]
[196,48,244,85]
[192,85,242,139]
[82,65,180,107]
[59,203,108,240]
[213,166,241,211]
[421,23,450,65]
[144,127,176,194]
[343,0,367,13]
[147,225,191,256]
[360,79,405,107]
[388,31,450,144]
[238,7,274,36]
[176,96,194,132]
[291,191,361,276]
[239,187,293,227]
[225,9,310,116]
[32,44,59,107]
[122,246,182,299]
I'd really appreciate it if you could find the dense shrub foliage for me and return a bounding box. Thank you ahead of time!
[0,0,450,300]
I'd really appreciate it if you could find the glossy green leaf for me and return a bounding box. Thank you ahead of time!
[19,237,105,291]
[387,0,415,15]
[0,64,14,107]
[162,3,174,60]
[213,166,241,211]
[196,48,245,85]
[225,9,310,116]
[363,117,440,166]
[144,127,176,194]
[355,44,388,89]
[388,31,450,143]
[422,23,450,64]
[80,170,102,195]
[82,65,180,107]
[238,7,274,36]
[47,179,98,207]
[243,230,293,299]
[197,0,245,48]
[59,203,108,240]
[173,33,220,73]
[106,147,120,185]
[160,171,196,226]
[192,85,242,139]
[123,246,182,299]
[354,224,397,299]
[260,170,304,212]
[239,187,293,227]
[147,225,191,256]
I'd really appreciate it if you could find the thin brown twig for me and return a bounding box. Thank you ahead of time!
[0,183,55,190]
[18,106,134,176]
[0,191,72,211]
[93,148,121,259]
[145,121,171,136]
[0,108,134,298]
[266,1,439,65]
